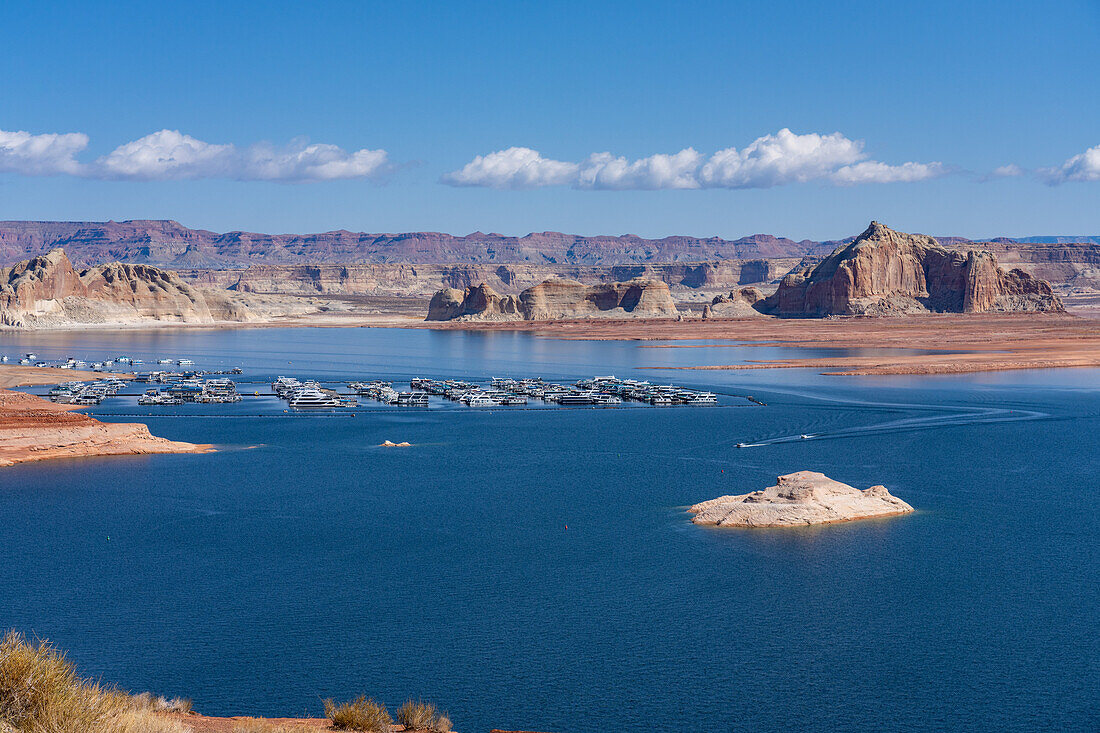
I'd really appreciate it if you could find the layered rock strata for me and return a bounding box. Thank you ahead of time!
[760,222,1064,316]
[0,249,316,328]
[0,387,210,468]
[426,278,679,321]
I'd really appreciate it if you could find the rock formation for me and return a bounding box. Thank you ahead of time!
[426,278,679,321]
[689,471,914,527]
[0,249,315,328]
[174,259,791,300]
[707,287,766,317]
[0,220,836,267]
[427,283,520,321]
[760,222,1064,316]
[0,387,210,468]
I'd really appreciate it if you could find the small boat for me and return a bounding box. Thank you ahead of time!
[736,442,746,448]
[800,434,813,440]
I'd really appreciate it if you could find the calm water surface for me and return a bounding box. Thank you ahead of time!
[1,328,1097,732]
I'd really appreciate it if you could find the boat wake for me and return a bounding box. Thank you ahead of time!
[722,388,1049,448]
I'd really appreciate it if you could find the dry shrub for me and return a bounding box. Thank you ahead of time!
[397,700,451,732]
[0,631,185,733]
[131,692,192,714]
[323,695,391,732]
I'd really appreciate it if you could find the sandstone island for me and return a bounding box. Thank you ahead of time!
[689,471,914,528]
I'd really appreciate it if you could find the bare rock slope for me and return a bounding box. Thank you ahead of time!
[690,471,914,527]
[0,249,315,328]
[761,222,1064,316]
[426,278,679,321]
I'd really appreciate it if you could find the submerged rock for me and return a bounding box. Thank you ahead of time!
[689,471,914,527]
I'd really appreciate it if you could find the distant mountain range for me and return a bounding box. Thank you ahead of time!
[0,219,1097,268]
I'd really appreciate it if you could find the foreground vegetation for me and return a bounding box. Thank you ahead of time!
[0,631,189,733]
[1,631,454,732]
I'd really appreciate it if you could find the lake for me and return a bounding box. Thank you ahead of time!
[1,327,1097,732]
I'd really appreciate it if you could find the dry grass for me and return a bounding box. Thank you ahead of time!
[0,631,186,733]
[131,692,192,714]
[396,700,451,732]
[230,718,301,733]
[323,696,391,732]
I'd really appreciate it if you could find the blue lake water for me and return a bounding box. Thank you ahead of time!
[1,327,1098,732]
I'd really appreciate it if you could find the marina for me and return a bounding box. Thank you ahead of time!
[20,355,733,412]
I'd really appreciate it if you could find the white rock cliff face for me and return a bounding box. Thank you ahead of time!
[690,471,914,527]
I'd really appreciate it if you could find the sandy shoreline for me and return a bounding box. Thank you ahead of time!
[5,312,1100,376]
[0,367,211,468]
[413,313,1100,376]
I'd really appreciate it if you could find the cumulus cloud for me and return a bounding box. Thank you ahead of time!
[95,130,390,181]
[443,129,945,190]
[1038,144,1100,184]
[0,129,89,176]
[440,146,578,188]
[577,148,703,190]
[698,130,864,188]
[0,127,390,182]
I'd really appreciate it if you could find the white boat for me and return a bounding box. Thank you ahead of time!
[464,393,498,407]
[287,388,342,408]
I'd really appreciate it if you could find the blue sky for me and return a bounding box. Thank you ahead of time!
[1,0,1098,240]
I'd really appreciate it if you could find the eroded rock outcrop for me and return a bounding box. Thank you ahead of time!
[707,287,766,317]
[690,471,914,527]
[426,283,520,321]
[0,249,314,328]
[425,277,678,321]
[760,222,1064,316]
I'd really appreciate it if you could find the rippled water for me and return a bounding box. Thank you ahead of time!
[1,328,1097,732]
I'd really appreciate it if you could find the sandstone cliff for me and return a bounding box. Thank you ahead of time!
[426,278,679,321]
[760,222,1064,316]
[689,471,914,528]
[175,259,789,300]
[0,249,315,328]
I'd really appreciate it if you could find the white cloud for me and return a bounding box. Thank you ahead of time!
[444,130,944,190]
[1039,144,1100,184]
[440,146,579,188]
[95,130,390,182]
[830,160,946,184]
[698,129,863,188]
[96,130,234,180]
[577,148,702,190]
[989,164,1024,178]
[0,129,89,176]
[0,127,389,182]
